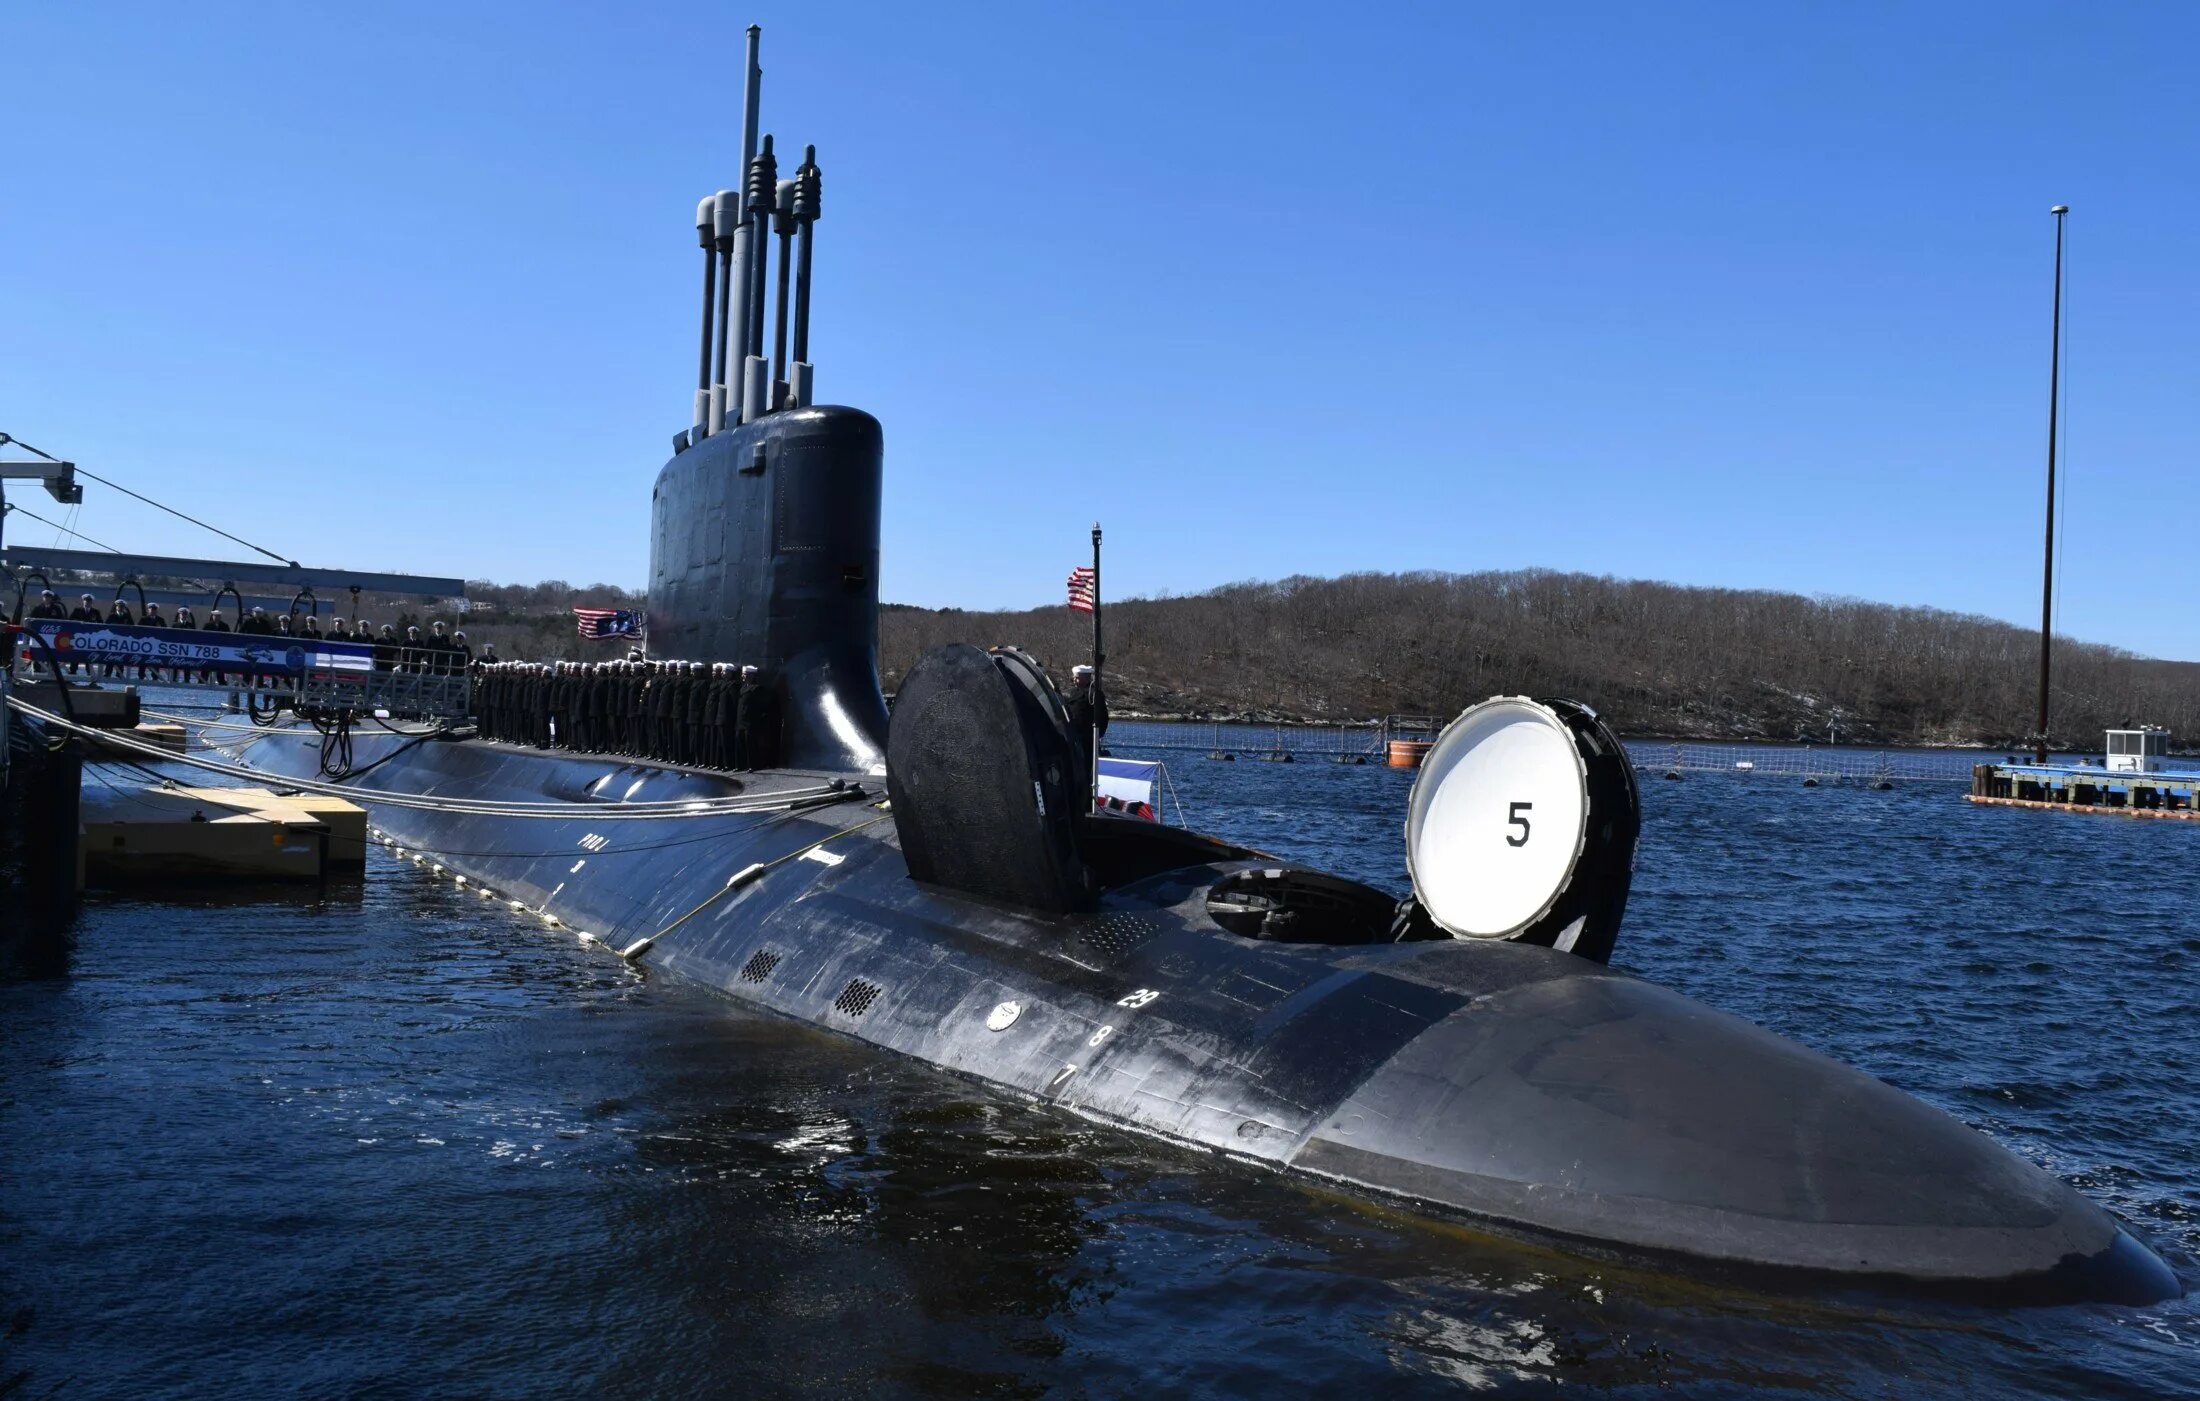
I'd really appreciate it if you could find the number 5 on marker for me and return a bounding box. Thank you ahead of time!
[1506,801,1532,847]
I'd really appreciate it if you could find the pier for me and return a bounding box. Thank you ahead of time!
[1968,730,2200,819]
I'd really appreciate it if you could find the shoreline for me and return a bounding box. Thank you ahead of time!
[1107,712,2108,757]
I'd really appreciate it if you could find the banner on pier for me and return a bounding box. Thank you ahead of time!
[17,619,373,676]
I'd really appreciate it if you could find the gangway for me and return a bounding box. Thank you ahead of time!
[10,618,473,722]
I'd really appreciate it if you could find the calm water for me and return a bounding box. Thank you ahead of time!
[3,759,2195,1398]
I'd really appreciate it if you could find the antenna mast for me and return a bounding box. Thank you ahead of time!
[2034,205,2069,764]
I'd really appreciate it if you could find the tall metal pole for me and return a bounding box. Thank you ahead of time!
[1090,522,1103,801]
[727,26,762,424]
[2034,205,2068,764]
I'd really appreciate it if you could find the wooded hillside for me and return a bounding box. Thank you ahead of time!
[879,570,2200,747]
[434,567,2192,746]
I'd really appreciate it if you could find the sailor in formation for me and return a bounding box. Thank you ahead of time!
[66,595,100,674]
[468,657,781,771]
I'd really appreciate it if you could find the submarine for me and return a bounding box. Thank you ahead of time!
[195,29,2175,1305]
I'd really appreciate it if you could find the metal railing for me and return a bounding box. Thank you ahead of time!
[1109,719,1387,757]
[1622,741,1972,783]
[298,667,471,719]
[9,656,473,722]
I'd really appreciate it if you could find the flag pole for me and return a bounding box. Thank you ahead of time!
[1090,521,1102,805]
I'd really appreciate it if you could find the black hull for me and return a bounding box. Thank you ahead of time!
[215,725,2180,1305]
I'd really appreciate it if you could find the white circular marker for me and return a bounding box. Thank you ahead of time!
[1406,697,1591,939]
[986,1001,1021,1032]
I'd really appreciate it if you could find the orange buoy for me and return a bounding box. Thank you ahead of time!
[1386,739,1432,768]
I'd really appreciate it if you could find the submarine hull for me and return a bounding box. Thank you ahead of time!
[214,725,2180,1305]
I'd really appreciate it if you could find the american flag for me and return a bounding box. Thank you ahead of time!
[1066,565,1096,614]
[573,606,642,640]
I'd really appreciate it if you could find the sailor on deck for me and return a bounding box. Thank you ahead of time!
[683,662,710,766]
[102,597,133,677]
[66,595,99,674]
[736,664,779,770]
[1066,664,1107,778]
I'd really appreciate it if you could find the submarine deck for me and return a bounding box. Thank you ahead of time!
[190,721,2179,1305]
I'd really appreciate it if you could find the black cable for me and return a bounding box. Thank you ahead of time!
[0,434,60,461]
[248,689,287,727]
[308,707,354,777]
[1,500,120,552]
[0,434,297,567]
[71,465,299,567]
[336,725,448,785]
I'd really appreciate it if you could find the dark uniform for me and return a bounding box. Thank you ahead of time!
[708,666,736,768]
[1065,672,1108,784]
[611,663,635,754]
[139,603,168,679]
[22,593,63,673]
[237,610,275,687]
[735,667,781,771]
[66,598,100,674]
[204,610,232,684]
[547,665,569,748]
[103,600,133,677]
[589,664,612,752]
[644,663,672,760]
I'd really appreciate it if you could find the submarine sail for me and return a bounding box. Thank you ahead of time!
[137,27,2176,1305]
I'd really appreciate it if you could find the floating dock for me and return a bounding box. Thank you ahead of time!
[89,722,186,757]
[1968,728,2200,820]
[1969,763,2200,820]
[79,783,367,885]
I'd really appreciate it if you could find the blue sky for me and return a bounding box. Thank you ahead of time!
[4,3,2195,655]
